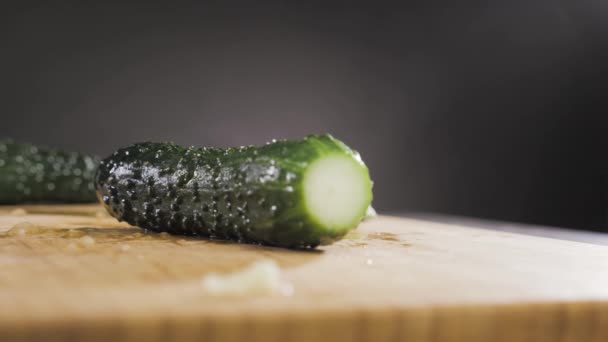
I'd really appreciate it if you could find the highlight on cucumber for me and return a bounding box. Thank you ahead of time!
[95,134,374,248]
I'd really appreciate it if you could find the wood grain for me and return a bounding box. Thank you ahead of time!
[1,205,607,342]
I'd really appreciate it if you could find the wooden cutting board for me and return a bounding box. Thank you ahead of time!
[1,205,608,342]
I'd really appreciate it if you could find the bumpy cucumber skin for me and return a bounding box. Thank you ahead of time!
[95,134,372,248]
[0,139,99,204]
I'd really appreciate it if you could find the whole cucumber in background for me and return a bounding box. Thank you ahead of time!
[96,134,373,248]
[0,139,99,204]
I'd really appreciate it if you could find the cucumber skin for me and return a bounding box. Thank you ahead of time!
[95,134,372,248]
[0,139,99,204]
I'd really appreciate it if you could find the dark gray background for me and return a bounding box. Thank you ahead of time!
[2,2,607,230]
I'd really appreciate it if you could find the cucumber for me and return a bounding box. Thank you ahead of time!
[0,139,99,204]
[96,134,373,248]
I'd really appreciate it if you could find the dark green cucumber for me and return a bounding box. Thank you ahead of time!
[0,139,99,204]
[96,134,373,248]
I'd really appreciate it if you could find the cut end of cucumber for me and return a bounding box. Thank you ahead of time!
[303,154,372,231]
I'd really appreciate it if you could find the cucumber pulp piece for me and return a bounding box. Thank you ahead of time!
[0,139,99,204]
[95,134,373,248]
[364,205,377,220]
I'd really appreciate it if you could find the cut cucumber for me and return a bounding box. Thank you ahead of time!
[303,154,371,230]
[96,134,373,248]
[0,139,99,204]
